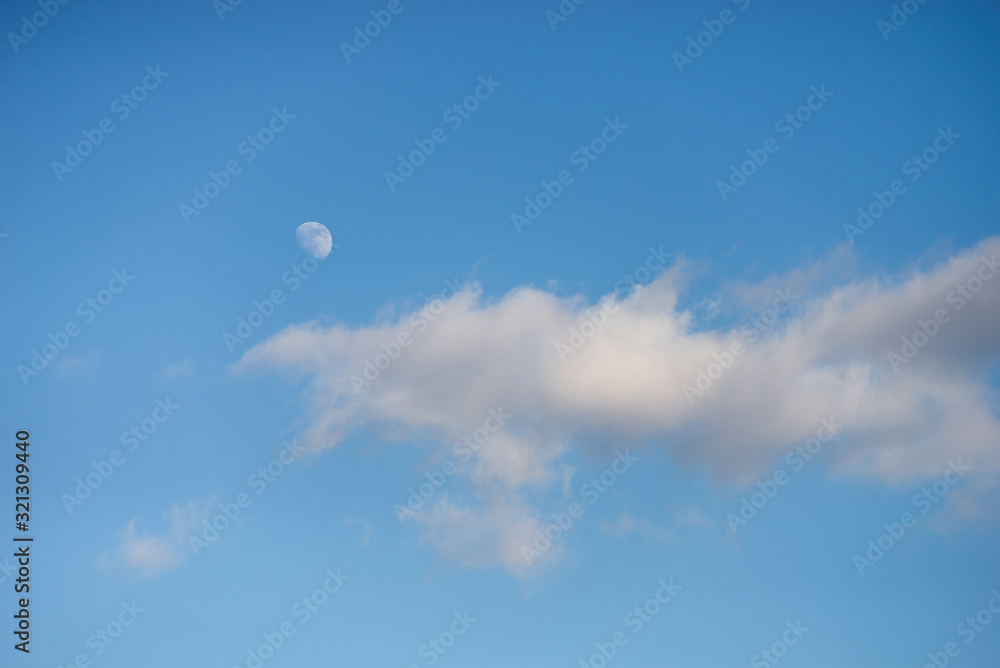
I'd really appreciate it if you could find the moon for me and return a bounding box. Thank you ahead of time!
[295,222,333,259]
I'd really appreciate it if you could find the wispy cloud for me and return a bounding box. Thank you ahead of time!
[159,359,194,379]
[600,512,678,545]
[345,517,374,547]
[56,349,100,376]
[98,499,213,578]
[672,505,716,531]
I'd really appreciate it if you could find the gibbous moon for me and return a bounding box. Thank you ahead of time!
[296,221,333,259]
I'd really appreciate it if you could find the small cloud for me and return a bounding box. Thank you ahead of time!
[672,505,716,531]
[600,512,678,545]
[57,350,100,375]
[694,295,723,321]
[160,359,194,379]
[98,499,213,578]
[410,497,558,577]
[345,517,374,547]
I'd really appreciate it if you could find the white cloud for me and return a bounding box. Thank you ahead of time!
[56,349,100,376]
[345,517,374,547]
[98,499,212,578]
[159,359,194,379]
[408,496,559,577]
[236,238,1000,574]
[600,512,678,545]
[672,505,716,531]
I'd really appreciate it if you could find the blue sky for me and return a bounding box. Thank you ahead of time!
[2,0,1000,666]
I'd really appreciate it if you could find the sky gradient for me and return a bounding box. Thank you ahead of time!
[1,0,999,666]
